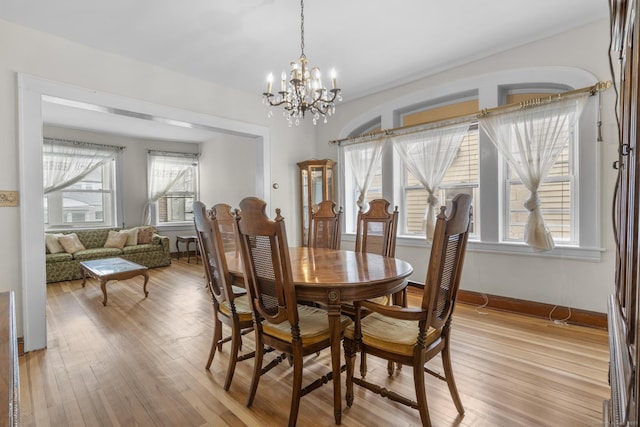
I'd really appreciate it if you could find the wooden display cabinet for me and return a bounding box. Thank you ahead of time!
[297,159,335,246]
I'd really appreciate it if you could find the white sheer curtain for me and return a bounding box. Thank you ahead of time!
[43,139,121,194]
[143,152,197,225]
[393,122,469,240]
[343,138,385,210]
[479,94,589,251]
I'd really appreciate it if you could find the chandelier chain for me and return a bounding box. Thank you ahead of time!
[300,0,305,57]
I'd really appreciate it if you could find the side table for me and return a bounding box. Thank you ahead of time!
[176,235,200,263]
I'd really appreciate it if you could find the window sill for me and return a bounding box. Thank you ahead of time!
[341,234,605,262]
[154,223,195,232]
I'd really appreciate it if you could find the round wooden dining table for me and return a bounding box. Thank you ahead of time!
[225,247,413,425]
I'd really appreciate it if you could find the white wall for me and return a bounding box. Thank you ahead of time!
[199,134,259,208]
[0,18,314,347]
[314,18,617,314]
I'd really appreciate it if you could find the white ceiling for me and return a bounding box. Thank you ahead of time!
[1,0,610,141]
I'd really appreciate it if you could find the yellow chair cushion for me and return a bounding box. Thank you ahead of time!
[219,294,254,322]
[262,305,352,346]
[344,312,441,356]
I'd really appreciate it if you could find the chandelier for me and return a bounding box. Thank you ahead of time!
[262,0,342,126]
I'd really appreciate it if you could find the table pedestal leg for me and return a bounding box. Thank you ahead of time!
[327,291,342,425]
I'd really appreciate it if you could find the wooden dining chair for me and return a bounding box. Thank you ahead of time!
[343,193,472,427]
[211,203,240,255]
[354,198,402,305]
[235,197,351,427]
[193,201,254,391]
[309,200,343,250]
[350,198,402,375]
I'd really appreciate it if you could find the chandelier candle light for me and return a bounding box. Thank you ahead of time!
[262,0,342,126]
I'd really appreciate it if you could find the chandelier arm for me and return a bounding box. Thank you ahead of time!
[319,89,340,104]
[265,95,292,108]
[309,104,330,115]
[267,100,290,108]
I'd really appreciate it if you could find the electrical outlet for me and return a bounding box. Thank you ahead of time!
[0,191,19,207]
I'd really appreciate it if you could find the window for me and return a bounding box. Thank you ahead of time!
[147,151,199,225]
[343,121,382,233]
[43,139,120,229]
[343,151,382,233]
[502,91,574,244]
[399,100,479,238]
[338,72,600,257]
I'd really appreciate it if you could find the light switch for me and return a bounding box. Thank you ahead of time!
[0,191,19,207]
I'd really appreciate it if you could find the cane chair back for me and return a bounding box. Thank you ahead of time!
[193,201,253,391]
[235,197,294,324]
[343,193,472,427]
[309,200,343,250]
[422,194,472,330]
[235,196,351,427]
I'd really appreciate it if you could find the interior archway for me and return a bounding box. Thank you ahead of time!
[18,74,271,351]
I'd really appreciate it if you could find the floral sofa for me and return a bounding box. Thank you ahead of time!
[45,227,171,283]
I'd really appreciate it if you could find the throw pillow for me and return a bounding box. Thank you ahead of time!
[58,233,86,254]
[45,233,65,254]
[137,226,155,244]
[121,228,138,246]
[104,230,128,249]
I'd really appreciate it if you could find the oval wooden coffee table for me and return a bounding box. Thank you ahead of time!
[79,257,149,306]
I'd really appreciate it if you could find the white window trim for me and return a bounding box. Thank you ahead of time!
[337,66,602,261]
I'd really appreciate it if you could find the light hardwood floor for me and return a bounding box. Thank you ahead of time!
[19,260,609,426]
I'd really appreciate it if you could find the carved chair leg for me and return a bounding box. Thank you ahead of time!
[360,352,367,378]
[344,338,356,407]
[206,318,223,369]
[223,326,242,391]
[288,350,304,427]
[442,344,464,415]
[413,361,432,427]
[246,332,264,407]
[387,360,395,376]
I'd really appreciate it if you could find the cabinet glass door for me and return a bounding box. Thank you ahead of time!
[297,159,335,246]
[301,168,310,245]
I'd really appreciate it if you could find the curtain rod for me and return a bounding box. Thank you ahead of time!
[330,80,611,146]
[148,149,199,158]
[44,137,125,151]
